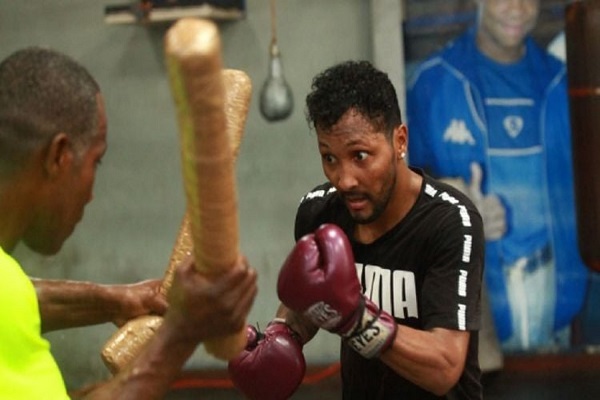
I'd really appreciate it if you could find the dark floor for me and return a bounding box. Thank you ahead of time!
[482,370,600,400]
[165,353,600,399]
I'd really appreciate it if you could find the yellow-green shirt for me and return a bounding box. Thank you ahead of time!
[0,246,69,399]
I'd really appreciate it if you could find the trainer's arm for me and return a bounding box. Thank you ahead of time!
[85,315,202,400]
[85,257,257,400]
[32,278,167,333]
[380,327,470,396]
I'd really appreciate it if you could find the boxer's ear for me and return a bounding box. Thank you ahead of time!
[393,124,408,159]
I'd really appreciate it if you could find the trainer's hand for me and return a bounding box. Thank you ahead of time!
[440,163,506,241]
[110,279,167,327]
[164,255,257,344]
[277,224,397,359]
[228,321,306,400]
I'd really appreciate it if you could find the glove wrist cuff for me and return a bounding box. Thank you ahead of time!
[343,297,397,359]
[267,319,304,345]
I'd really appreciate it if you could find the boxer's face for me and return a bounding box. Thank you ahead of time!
[24,94,107,255]
[317,108,398,225]
[476,0,540,62]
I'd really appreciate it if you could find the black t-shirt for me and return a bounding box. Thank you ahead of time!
[294,171,484,400]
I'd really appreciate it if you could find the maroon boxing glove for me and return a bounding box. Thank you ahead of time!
[277,223,397,359]
[228,320,306,400]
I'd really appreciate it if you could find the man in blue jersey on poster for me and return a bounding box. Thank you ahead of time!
[407,0,588,353]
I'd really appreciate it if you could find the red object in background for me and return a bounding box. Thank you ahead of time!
[170,362,341,390]
[565,0,600,272]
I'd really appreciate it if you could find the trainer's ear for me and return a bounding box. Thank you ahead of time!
[44,132,73,177]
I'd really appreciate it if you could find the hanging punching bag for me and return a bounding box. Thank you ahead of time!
[565,0,600,271]
[259,0,293,122]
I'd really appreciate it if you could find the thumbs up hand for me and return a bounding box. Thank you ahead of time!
[439,163,506,241]
[467,162,506,240]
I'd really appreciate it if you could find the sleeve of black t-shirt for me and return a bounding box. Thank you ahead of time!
[419,189,484,332]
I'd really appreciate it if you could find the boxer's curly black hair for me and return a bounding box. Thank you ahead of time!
[305,60,402,138]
